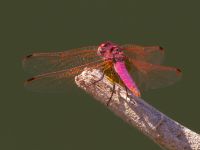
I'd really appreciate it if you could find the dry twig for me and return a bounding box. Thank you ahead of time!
[75,68,200,150]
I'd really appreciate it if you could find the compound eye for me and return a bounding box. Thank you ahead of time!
[103,42,111,47]
[98,47,102,50]
[97,47,105,56]
[98,47,102,52]
[101,44,105,47]
[110,47,114,51]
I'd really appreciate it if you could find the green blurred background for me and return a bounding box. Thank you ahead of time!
[1,0,200,150]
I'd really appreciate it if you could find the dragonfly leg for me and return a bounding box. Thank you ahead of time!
[106,83,115,106]
[86,72,105,87]
[86,64,111,87]
[125,86,128,100]
[125,87,135,104]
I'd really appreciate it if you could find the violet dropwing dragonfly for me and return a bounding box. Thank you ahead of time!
[22,41,182,102]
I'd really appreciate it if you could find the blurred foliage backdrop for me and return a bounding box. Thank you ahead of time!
[0,0,200,150]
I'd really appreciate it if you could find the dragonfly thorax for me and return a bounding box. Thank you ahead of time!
[97,41,125,62]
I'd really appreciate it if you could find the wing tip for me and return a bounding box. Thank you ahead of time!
[26,54,33,58]
[176,68,182,76]
[27,77,35,82]
[24,77,36,85]
[159,46,164,51]
[24,77,36,87]
[22,54,33,65]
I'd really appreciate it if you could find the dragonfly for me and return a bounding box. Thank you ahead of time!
[22,41,182,104]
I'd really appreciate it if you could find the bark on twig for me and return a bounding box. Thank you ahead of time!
[75,68,200,150]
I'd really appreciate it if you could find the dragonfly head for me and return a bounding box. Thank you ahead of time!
[97,41,125,61]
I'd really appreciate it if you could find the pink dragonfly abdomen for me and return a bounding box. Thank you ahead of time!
[114,61,141,97]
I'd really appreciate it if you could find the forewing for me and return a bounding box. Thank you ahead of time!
[22,46,99,75]
[122,44,164,64]
[24,60,105,92]
[129,59,182,91]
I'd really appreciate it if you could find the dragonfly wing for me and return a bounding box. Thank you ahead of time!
[22,46,100,75]
[122,44,164,64]
[129,59,182,91]
[24,60,106,92]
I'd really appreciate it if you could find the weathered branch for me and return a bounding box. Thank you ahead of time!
[75,68,200,150]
